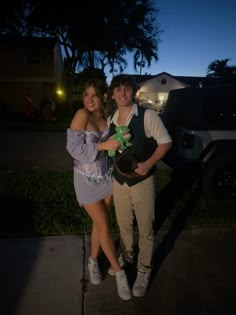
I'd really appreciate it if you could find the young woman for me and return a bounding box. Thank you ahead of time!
[66,78,131,301]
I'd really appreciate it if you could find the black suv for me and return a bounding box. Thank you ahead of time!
[160,85,236,200]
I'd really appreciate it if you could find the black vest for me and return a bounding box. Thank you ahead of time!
[110,106,157,186]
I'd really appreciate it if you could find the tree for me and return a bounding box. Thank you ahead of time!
[0,0,161,77]
[207,59,236,84]
[131,1,160,75]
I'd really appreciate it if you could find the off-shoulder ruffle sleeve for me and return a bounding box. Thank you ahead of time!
[66,128,99,163]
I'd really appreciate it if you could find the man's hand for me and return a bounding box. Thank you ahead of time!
[134,162,152,176]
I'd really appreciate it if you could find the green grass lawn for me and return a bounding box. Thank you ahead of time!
[0,170,235,237]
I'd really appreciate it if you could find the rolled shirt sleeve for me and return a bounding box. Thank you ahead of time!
[144,109,172,144]
[66,128,99,163]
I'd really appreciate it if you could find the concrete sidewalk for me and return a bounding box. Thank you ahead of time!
[0,227,236,315]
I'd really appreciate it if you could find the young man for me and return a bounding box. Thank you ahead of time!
[107,74,172,297]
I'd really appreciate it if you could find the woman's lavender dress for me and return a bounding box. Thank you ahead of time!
[66,128,113,205]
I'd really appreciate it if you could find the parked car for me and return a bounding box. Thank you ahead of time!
[160,85,236,200]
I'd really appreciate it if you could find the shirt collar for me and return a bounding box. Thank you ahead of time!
[110,103,138,125]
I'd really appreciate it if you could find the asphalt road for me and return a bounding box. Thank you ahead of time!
[0,130,170,173]
[0,131,73,172]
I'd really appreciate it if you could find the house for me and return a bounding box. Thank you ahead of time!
[133,72,211,111]
[0,37,65,119]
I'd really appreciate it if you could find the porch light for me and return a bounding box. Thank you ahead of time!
[56,88,64,97]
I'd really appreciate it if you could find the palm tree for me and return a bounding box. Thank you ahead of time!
[207,59,231,79]
[206,58,236,84]
[133,44,158,76]
[99,50,128,79]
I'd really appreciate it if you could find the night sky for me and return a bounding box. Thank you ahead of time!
[110,0,236,81]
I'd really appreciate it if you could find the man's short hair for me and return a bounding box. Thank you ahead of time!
[109,74,138,95]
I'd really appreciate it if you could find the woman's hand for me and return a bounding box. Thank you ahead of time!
[98,138,120,151]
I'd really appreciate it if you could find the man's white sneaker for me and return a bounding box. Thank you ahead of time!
[88,257,102,285]
[108,255,133,276]
[116,270,132,300]
[132,270,151,297]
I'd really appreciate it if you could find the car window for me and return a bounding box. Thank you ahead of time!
[163,86,236,131]
[204,89,236,130]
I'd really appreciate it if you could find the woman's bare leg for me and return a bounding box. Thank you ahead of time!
[104,195,113,209]
[90,195,112,259]
[91,224,100,258]
[84,200,121,272]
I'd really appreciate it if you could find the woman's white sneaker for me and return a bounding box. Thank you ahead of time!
[108,255,133,276]
[108,255,125,276]
[88,257,102,285]
[116,270,132,300]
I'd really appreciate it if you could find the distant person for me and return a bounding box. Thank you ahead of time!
[66,78,132,301]
[107,74,172,297]
[24,94,34,119]
[40,98,56,121]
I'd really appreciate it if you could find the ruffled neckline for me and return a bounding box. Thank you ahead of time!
[68,127,109,134]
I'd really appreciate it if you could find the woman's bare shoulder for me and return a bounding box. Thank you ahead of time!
[70,108,89,130]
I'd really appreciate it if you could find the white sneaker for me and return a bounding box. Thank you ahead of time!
[108,255,125,276]
[132,270,151,297]
[88,257,102,285]
[108,255,133,276]
[116,270,132,300]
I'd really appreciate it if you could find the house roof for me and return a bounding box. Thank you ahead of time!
[128,74,155,84]
[129,71,212,87]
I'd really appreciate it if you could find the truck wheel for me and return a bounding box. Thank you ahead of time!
[202,149,236,200]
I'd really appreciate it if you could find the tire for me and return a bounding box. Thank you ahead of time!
[201,148,236,200]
